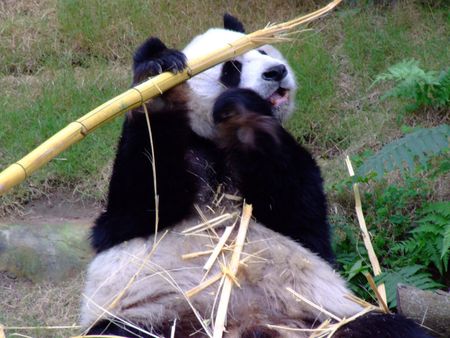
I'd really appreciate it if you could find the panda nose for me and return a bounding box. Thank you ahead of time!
[262,64,287,82]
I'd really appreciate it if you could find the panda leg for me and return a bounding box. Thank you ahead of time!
[213,88,334,263]
[87,320,155,338]
[91,39,195,253]
[333,312,433,338]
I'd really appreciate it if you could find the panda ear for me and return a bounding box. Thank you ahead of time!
[223,13,245,33]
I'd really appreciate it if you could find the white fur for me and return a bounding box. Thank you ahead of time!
[81,219,361,336]
[80,26,356,337]
[183,28,297,139]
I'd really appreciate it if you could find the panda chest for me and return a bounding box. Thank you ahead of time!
[185,146,241,211]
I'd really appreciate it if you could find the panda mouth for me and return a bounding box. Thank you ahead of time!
[268,87,290,107]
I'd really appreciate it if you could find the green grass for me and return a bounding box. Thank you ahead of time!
[0,0,449,331]
[341,5,450,84]
[0,64,128,203]
[0,1,448,205]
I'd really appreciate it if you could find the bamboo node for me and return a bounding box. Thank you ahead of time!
[72,121,88,136]
[13,162,28,178]
[131,87,145,105]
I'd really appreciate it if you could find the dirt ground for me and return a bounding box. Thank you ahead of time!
[0,193,101,338]
[0,191,101,227]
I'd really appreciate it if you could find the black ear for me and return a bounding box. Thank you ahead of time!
[223,13,245,33]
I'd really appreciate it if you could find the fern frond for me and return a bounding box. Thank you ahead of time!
[443,224,450,260]
[435,68,450,106]
[414,201,450,270]
[391,239,417,255]
[421,201,450,217]
[373,59,449,109]
[358,124,449,178]
[376,265,442,307]
[373,59,423,83]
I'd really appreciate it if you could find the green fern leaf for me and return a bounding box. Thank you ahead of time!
[376,265,442,307]
[391,240,417,255]
[415,201,450,264]
[422,201,450,217]
[443,225,450,259]
[436,68,450,106]
[358,125,449,178]
[373,59,449,109]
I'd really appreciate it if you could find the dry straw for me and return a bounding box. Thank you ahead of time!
[213,203,252,338]
[345,156,388,311]
[0,0,342,197]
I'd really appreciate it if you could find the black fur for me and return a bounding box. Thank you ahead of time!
[91,107,198,252]
[213,88,272,123]
[333,312,433,338]
[89,319,201,338]
[92,37,334,262]
[213,89,334,263]
[88,320,153,338]
[220,60,242,88]
[92,37,195,252]
[223,13,245,33]
[89,28,430,338]
[133,37,186,84]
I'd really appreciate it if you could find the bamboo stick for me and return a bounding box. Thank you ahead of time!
[0,0,342,196]
[345,156,388,309]
[213,203,252,338]
[203,225,235,272]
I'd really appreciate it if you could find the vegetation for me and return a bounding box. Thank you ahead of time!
[333,172,449,307]
[373,59,450,112]
[332,58,449,308]
[0,0,448,333]
[357,124,449,178]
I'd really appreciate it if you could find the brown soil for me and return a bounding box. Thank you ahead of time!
[0,191,101,227]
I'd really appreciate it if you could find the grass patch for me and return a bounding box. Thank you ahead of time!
[0,272,82,338]
[341,4,450,85]
[0,0,449,329]
[0,63,128,205]
[284,32,340,150]
[1,1,448,207]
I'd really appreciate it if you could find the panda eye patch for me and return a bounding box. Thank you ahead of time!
[258,50,268,55]
[220,60,242,88]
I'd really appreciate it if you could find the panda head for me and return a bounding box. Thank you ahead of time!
[183,14,297,139]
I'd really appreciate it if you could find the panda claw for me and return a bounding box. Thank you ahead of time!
[151,61,163,75]
[168,51,187,73]
[133,39,187,82]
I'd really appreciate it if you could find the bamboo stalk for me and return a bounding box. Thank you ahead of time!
[203,225,235,271]
[286,287,342,322]
[345,156,388,309]
[0,0,342,197]
[213,203,252,338]
[365,273,389,313]
[185,248,267,299]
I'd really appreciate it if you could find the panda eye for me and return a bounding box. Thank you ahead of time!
[258,50,268,55]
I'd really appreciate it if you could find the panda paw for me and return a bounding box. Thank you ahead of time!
[212,88,273,124]
[133,37,187,83]
[213,89,280,148]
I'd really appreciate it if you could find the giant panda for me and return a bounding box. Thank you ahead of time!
[80,14,432,338]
